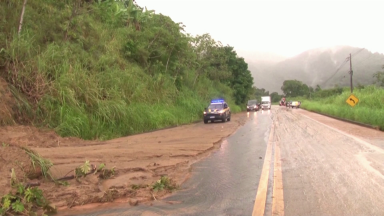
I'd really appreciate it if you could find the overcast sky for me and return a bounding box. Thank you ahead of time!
[136,0,383,59]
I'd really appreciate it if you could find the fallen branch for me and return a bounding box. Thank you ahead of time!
[68,197,77,209]
[24,181,40,188]
[55,164,96,181]
[150,192,157,201]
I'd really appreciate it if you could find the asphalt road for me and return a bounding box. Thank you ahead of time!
[64,106,384,216]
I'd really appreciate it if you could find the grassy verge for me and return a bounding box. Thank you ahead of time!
[295,85,384,130]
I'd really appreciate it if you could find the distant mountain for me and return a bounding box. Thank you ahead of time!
[247,46,384,93]
[237,50,287,93]
[237,50,287,64]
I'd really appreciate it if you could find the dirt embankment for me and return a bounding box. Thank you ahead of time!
[0,103,248,212]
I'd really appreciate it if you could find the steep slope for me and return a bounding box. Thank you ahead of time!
[0,77,16,125]
[0,0,253,140]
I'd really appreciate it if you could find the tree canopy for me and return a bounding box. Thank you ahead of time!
[373,66,384,87]
[281,80,312,97]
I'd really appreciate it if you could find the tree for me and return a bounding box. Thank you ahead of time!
[18,0,28,35]
[373,66,384,87]
[300,83,310,96]
[253,87,269,102]
[281,80,310,97]
[190,34,222,86]
[281,80,303,97]
[270,92,280,103]
[229,57,253,105]
[124,0,154,30]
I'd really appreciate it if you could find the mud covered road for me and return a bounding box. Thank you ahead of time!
[0,111,250,211]
[64,109,273,216]
[278,108,384,216]
[62,106,384,216]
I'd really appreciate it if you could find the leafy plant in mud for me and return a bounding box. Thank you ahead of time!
[152,176,178,192]
[0,171,56,215]
[74,160,92,179]
[95,163,116,180]
[131,184,148,190]
[72,161,115,180]
[98,167,116,180]
[22,147,54,180]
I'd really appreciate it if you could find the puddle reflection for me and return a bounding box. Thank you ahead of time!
[261,109,271,115]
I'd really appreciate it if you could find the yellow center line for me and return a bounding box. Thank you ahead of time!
[252,123,285,216]
[272,140,284,216]
[252,125,274,216]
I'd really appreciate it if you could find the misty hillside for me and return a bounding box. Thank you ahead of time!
[249,46,384,93]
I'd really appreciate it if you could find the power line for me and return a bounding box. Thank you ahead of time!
[322,48,365,85]
[351,48,365,57]
[337,74,347,82]
[353,52,374,66]
[322,58,349,84]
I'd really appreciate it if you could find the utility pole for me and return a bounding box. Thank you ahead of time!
[18,0,28,35]
[349,53,353,93]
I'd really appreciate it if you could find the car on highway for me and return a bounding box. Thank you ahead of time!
[286,101,292,107]
[290,101,301,108]
[203,99,231,124]
[247,99,259,112]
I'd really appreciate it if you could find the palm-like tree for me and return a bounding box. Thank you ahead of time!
[124,0,154,30]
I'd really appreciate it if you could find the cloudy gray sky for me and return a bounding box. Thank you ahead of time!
[136,0,384,59]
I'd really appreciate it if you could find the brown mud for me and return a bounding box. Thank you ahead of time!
[0,92,248,211]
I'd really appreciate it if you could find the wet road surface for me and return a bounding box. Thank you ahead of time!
[63,106,384,216]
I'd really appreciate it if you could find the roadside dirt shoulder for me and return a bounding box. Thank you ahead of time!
[295,108,384,148]
[0,113,248,210]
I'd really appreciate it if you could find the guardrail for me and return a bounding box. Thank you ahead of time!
[299,107,381,131]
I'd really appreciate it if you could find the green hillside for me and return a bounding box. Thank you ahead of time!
[0,0,254,140]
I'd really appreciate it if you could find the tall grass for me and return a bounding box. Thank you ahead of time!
[37,49,240,140]
[299,85,384,130]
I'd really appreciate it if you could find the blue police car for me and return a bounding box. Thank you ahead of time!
[203,99,231,124]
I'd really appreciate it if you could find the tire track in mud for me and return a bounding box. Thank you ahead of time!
[275,107,384,215]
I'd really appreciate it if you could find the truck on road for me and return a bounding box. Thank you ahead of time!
[261,96,271,110]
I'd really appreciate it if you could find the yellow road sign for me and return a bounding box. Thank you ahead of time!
[346,94,359,107]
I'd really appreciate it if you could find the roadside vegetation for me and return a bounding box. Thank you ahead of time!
[0,0,254,140]
[0,146,55,215]
[0,143,131,213]
[300,86,384,130]
[280,76,384,130]
[0,181,55,215]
